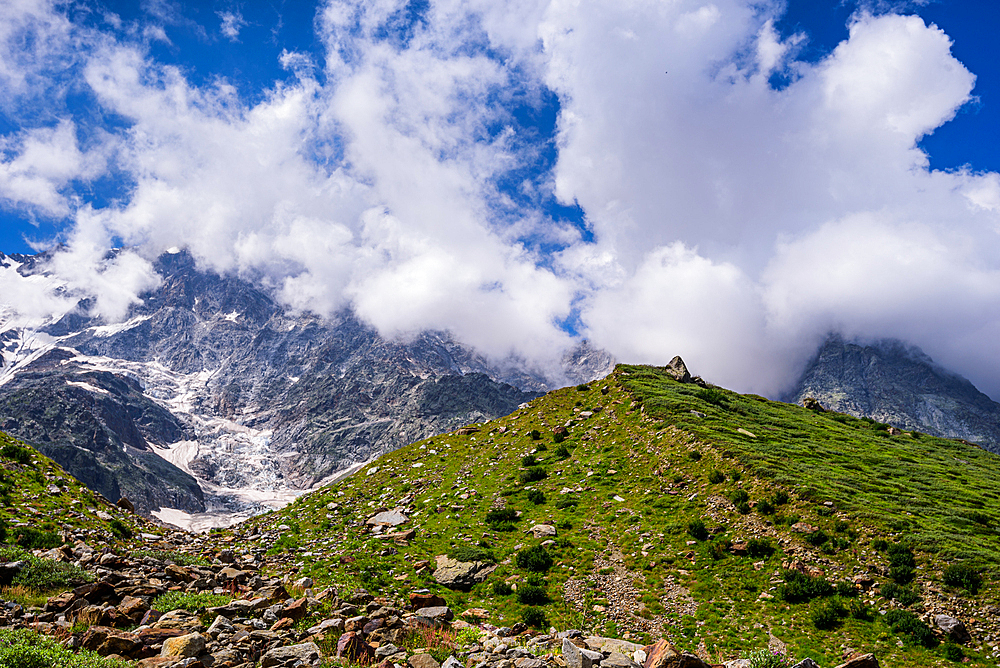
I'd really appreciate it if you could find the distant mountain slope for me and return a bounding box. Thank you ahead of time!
[784,336,1000,453]
[0,249,611,521]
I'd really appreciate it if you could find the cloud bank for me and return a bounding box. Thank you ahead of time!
[0,0,999,399]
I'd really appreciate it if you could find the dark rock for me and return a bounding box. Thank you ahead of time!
[261,641,323,667]
[117,497,136,512]
[934,614,972,643]
[80,626,143,658]
[409,592,447,609]
[336,632,374,662]
[833,655,879,668]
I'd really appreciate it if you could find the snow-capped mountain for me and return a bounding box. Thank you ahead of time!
[0,249,614,528]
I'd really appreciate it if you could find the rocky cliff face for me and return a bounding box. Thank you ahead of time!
[784,335,1000,452]
[0,250,611,523]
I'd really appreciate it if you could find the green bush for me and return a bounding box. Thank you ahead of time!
[521,455,537,466]
[527,490,546,505]
[941,643,964,662]
[881,582,921,606]
[553,432,565,444]
[449,545,495,563]
[804,530,828,546]
[707,539,731,560]
[688,450,702,461]
[755,499,775,515]
[516,585,549,605]
[554,445,571,459]
[535,443,547,452]
[708,470,725,484]
[881,542,917,584]
[529,430,541,440]
[848,599,874,621]
[777,570,833,603]
[0,628,131,668]
[515,545,553,572]
[520,467,547,483]
[520,607,547,628]
[0,444,32,465]
[485,508,518,528]
[0,518,6,544]
[152,591,232,613]
[492,581,513,596]
[108,520,133,540]
[11,527,61,550]
[811,597,847,630]
[884,609,937,647]
[771,490,789,506]
[942,562,983,594]
[555,497,578,509]
[746,538,775,558]
[687,519,708,541]
[0,547,92,591]
[834,581,859,597]
[740,649,789,668]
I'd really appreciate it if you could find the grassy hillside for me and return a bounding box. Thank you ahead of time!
[224,364,1000,667]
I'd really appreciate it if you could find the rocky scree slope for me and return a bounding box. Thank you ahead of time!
[0,250,612,519]
[215,363,1000,667]
[785,335,1000,453]
[4,423,886,668]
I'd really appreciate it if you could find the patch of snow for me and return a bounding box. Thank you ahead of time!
[66,380,110,395]
[166,247,181,254]
[222,311,240,322]
[90,315,152,338]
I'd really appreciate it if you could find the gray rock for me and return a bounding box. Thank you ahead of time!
[791,659,820,668]
[432,556,498,591]
[442,657,464,668]
[376,643,401,658]
[934,614,972,643]
[419,606,454,622]
[206,615,235,638]
[261,641,323,668]
[665,356,691,383]
[602,653,640,668]
[515,659,547,668]
[409,653,442,668]
[529,524,557,538]
[563,638,596,668]
[367,509,409,526]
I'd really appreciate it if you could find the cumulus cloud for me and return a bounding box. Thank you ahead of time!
[0,1,999,399]
[218,11,246,41]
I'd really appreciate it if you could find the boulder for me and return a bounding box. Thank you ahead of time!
[564,638,601,668]
[160,632,206,658]
[367,509,409,526]
[207,615,235,638]
[337,631,374,662]
[410,592,447,609]
[603,653,641,668]
[80,626,143,658]
[665,356,692,383]
[408,653,442,668]
[280,598,309,621]
[791,660,821,668]
[934,615,972,643]
[643,640,680,668]
[117,497,136,512]
[529,525,557,538]
[419,606,453,622]
[833,655,879,668]
[433,555,497,591]
[261,641,323,668]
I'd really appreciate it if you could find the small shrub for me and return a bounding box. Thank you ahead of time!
[687,519,709,541]
[449,545,495,563]
[884,609,937,647]
[942,562,983,595]
[576,384,589,391]
[525,573,546,586]
[772,490,789,506]
[555,497,578,510]
[708,539,731,560]
[804,530,828,547]
[520,467,548,483]
[835,581,859,597]
[880,582,920,606]
[554,445,571,459]
[492,581,513,596]
[530,430,541,441]
[731,470,742,482]
[485,508,518,528]
[521,607,547,628]
[708,470,725,484]
[516,585,549,605]
[777,570,833,603]
[811,597,847,630]
[740,648,790,668]
[455,627,482,646]
[729,489,749,505]
[941,643,964,662]
[521,455,537,466]
[0,444,32,465]
[11,528,61,550]
[152,591,232,613]
[527,490,546,505]
[535,443,547,451]
[688,450,702,461]
[746,538,775,558]
[0,628,130,668]
[516,545,553,572]
[553,432,565,444]
[848,599,874,621]
[108,520,133,540]
[755,499,775,515]
[0,518,6,544]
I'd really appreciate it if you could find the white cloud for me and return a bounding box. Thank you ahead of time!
[1,1,1000,399]
[218,11,246,41]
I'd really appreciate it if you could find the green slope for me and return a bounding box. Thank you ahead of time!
[223,364,999,667]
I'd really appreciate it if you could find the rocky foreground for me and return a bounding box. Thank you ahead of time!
[2,527,890,668]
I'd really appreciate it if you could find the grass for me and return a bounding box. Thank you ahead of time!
[0,628,134,668]
[0,546,92,591]
[205,364,1000,667]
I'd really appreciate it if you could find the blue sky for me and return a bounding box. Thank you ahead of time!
[2,0,1000,399]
